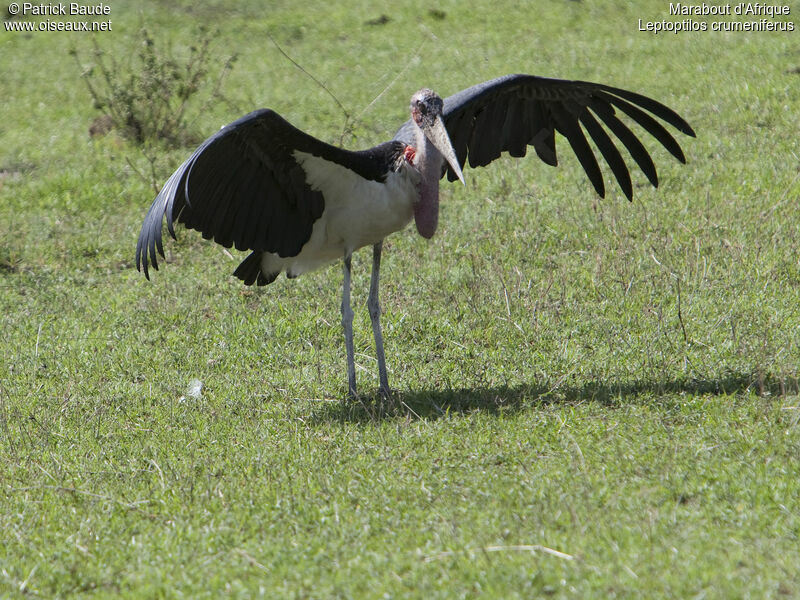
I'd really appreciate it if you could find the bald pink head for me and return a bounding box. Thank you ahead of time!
[408,88,465,238]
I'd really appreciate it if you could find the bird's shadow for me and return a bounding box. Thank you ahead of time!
[309,371,797,424]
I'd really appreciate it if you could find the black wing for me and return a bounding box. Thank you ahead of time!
[135,109,401,279]
[394,74,695,200]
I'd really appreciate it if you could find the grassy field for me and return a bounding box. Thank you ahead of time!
[2,1,800,597]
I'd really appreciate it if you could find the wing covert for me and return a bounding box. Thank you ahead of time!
[136,109,330,279]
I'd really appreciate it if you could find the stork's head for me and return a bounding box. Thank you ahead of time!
[410,89,465,184]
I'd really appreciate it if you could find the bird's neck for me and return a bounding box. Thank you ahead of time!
[413,128,443,239]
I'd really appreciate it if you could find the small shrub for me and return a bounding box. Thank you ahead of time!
[72,27,236,147]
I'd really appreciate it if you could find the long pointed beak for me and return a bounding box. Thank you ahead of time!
[424,115,465,185]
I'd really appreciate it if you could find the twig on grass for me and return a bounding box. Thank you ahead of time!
[266,32,351,144]
[34,322,42,359]
[234,548,270,572]
[424,544,574,562]
[8,485,157,517]
[19,564,39,595]
[350,47,421,129]
[676,276,688,344]
[759,170,800,221]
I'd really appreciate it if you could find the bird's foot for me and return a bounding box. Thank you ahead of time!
[376,385,400,415]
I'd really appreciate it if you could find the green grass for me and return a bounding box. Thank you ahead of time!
[2,0,800,597]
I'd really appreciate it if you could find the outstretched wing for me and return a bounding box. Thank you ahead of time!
[394,74,695,199]
[136,109,400,279]
[136,109,329,279]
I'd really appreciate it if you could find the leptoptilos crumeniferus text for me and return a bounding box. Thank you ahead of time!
[136,74,695,398]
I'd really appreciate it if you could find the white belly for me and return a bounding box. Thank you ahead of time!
[260,151,418,278]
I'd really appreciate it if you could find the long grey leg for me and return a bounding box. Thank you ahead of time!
[368,241,390,396]
[341,254,357,398]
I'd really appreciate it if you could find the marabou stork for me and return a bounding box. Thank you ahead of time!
[136,74,695,398]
